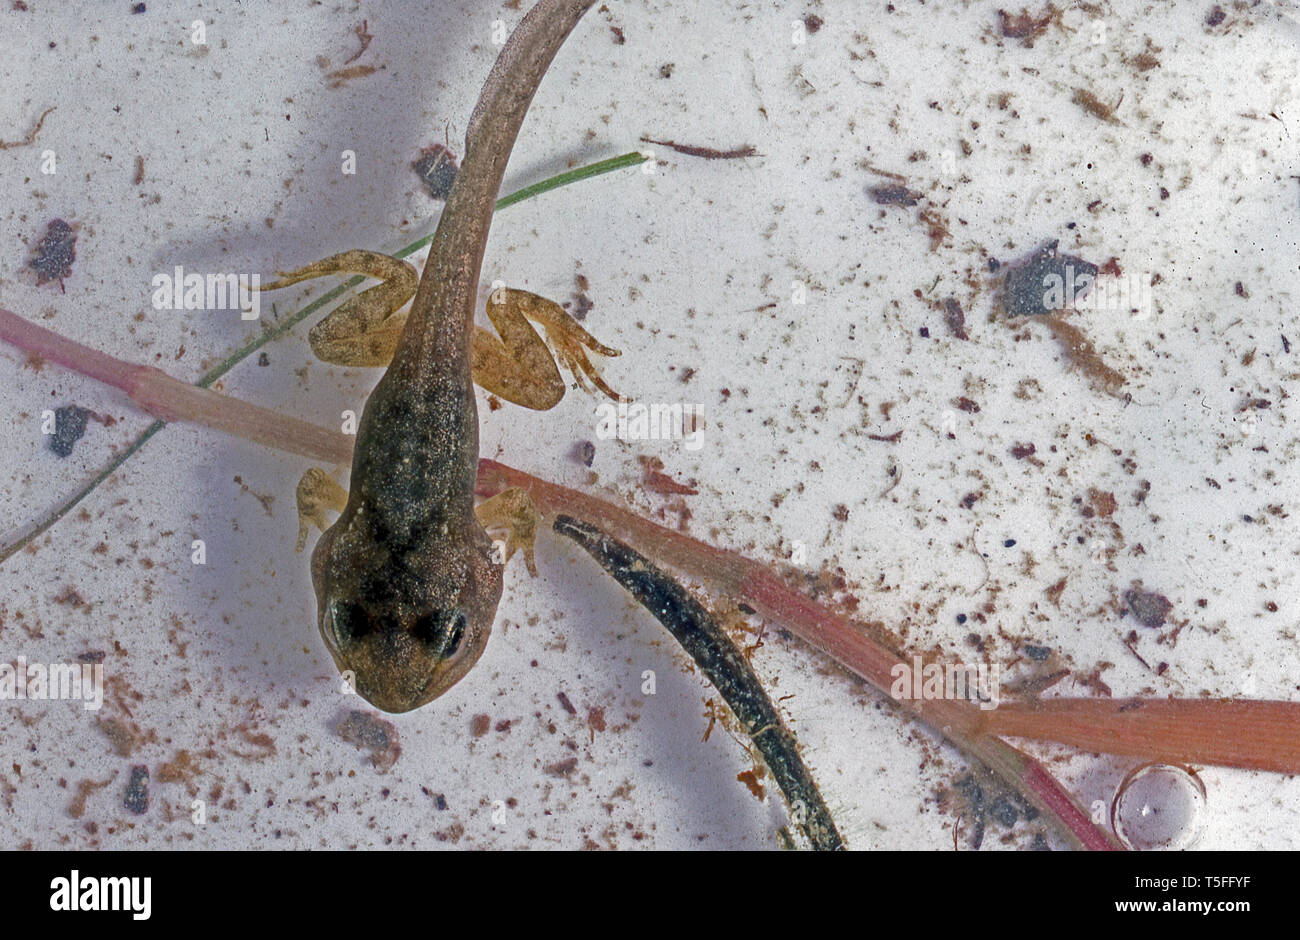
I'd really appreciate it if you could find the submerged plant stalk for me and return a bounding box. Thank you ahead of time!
[10,319,1300,847]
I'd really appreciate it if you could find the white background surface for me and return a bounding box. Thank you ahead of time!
[1,0,1298,850]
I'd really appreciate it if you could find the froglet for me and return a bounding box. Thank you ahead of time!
[274,0,605,712]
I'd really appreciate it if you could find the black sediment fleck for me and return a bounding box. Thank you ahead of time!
[997,239,1097,317]
[49,405,91,457]
[123,765,150,815]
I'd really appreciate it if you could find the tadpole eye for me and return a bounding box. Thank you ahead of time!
[444,611,468,657]
[412,609,468,657]
[326,600,369,650]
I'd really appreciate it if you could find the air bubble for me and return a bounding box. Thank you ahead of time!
[1110,762,1206,851]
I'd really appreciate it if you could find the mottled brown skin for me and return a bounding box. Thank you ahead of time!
[306,0,599,713]
[311,352,499,712]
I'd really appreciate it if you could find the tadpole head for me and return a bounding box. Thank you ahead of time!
[308,520,502,713]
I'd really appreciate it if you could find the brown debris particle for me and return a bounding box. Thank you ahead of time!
[571,270,594,321]
[639,136,758,160]
[68,776,114,819]
[96,717,139,757]
[918,206,950,251]
[470,714,491,737]
[1131,50,1160,71]
[868,430,903,443]
[156,750,200,785]
[996,5,1058,45]
[736,768,765,799]
[1076,663,1114,697]
[343,19,373,65]
[1038,315,1125,395]
[1072,87,1123,125]
[941,297,968,340]
[0,106,54,150]
[639,455,698,496]
[325,64,383,89]
[1082,487,1117,518]
[544,757,579,777]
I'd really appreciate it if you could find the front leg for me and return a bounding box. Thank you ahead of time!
[297,469,542,582]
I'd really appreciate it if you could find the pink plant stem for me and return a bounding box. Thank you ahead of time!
[10,307,1300,846]
[977,698,1300,774]
[0,309,351,464]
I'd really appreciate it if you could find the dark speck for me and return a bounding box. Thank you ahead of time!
[412,145,459,200]
[124,765,149,814]
[997,240,1097,317]
[956,613,967,624]
[1003,538,1016,547]
[1124,584,1173,628]
[49,405,91,457]
[869,184,921,207]
[942,297,968,340]
[29,219,77,288]
[988,795,1018,828]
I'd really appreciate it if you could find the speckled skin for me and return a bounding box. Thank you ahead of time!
[309,0,598,712]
